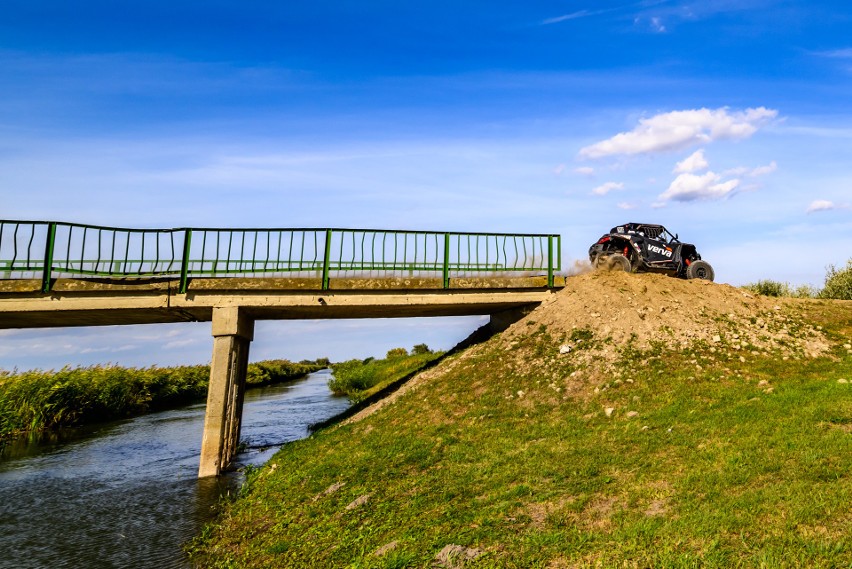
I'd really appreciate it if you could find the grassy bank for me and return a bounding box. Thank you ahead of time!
[329,347,444,403]
[190,278,852,568]
[0,359,325,439]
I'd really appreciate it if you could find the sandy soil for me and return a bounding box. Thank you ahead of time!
[506,270,829,361]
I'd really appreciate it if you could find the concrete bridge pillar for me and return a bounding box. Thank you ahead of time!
[198,306,254,478]
[489,305,535,333]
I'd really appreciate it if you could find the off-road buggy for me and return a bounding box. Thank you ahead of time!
[588,222,714,281]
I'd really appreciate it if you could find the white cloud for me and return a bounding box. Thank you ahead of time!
[541,10,594,25]
[650,17,666,33]
[592,181,624,196]
[750,161,777,176]
[659,171,740,202]
[814,48,852,59]
[723,166,750,176]
[781,125,852,139]
[806,200,838,214]
[541,9,615,25]
[165,338,198,349]
[617,202,637,210]
[578,107,778,159]
[673,149,709,173]
[573,166,595,176]
[721,161,776,178]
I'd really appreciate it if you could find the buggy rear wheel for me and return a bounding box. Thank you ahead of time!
[686,260,714,281]
[592,255,608,270]
[606,254,632,273]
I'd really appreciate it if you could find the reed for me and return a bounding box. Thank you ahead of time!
[329,347,443,403]
[0,359,324,439]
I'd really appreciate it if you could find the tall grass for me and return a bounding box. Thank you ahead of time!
[0,359,324,439]
[329,347,443,403]
[743,258,852,299]
[741,279,818,298]
[245,359,323,387]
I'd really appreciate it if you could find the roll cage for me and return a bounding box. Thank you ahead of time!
[611,223,679,244]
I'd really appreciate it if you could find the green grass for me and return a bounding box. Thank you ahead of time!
[743,258,852,300]
[741,279,818,298]
[0,359,324,439]
[329,349,444,403]
[190,301,852,568]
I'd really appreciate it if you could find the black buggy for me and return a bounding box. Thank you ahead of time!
[588,222,715,281]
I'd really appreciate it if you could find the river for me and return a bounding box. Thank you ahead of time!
[0,369,350,569]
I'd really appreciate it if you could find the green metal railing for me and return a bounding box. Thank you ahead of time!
[0,220,561,293]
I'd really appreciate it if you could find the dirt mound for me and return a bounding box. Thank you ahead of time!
[346,270,831,423]
[504,270,829,362]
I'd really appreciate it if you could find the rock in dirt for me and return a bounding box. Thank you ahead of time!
[345,494,371,511]
[433,544,483,568]
[371,541,399,557]
[313,482,345,501]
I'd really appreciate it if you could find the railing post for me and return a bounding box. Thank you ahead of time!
[321,229,332,290]
[557,235,562,272]
[179,228,192,294]
[442,233,450,289]
[41,222,57,293]
[547,235,554,288]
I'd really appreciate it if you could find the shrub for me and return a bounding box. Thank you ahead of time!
[820,259,852,300]
[386,347,408,359]
[742,280,817,299]
[411,343,432,355]
[743,280,791,297]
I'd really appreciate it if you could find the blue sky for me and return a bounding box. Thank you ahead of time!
[2,1,852,370]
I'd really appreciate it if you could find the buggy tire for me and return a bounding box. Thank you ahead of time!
[686,260,714,281]
[592,255,608,270]
[606,254,632,273]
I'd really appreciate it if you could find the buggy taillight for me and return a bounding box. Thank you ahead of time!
[597,236,610,244]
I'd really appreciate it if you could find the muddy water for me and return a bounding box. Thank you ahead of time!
[0,369,349,569]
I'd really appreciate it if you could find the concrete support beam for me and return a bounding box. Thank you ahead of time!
[198,306,255,478]
[0,278,557,329]
[489,305,536,333]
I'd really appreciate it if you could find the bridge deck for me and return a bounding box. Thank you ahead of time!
[1,220,565,477]
[0,276,564,329]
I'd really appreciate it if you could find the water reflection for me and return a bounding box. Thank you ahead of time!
[0,369,349,569]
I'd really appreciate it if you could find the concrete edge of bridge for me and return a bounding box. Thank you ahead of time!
[0,275,566,294]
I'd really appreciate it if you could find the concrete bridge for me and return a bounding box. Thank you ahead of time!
[0,220,563,477]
